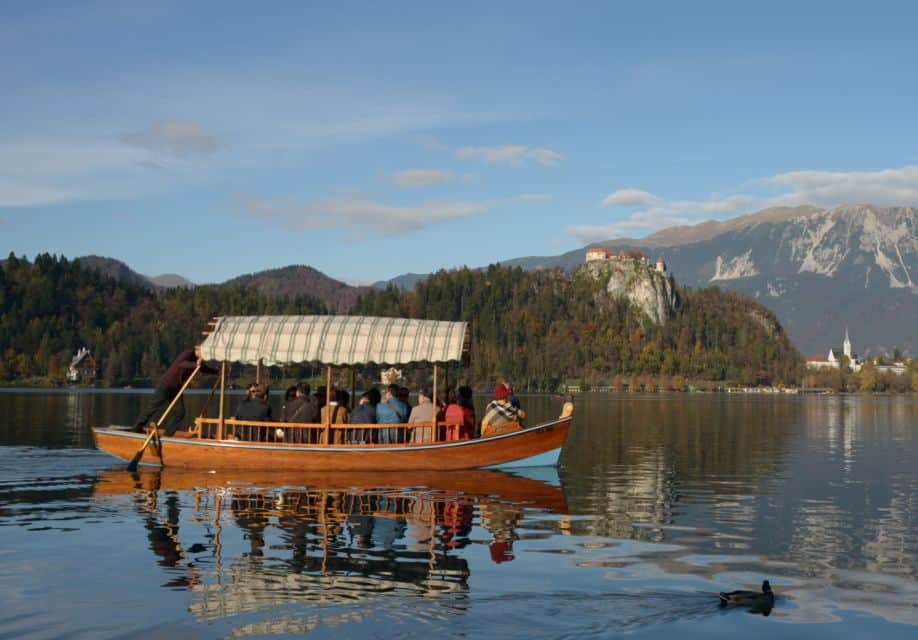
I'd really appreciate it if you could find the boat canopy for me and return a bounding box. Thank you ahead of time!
[199,315,469,366]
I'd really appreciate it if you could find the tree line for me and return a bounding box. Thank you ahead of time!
[10,253,911,391]
[0,253,325,385]
[351,264,805,389]
[803,356,918,393]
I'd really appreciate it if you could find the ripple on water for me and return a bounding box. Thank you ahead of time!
[1,394,918,639]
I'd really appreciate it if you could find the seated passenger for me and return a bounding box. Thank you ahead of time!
[481,383,525,436]
[348,390,377,443]
[234,384,272,440]
[280,385,298,419]
[503,380,521,409]
[235,384,272,421]
[409,387,435,443]
[376,384,409,444]
[280,383,318,442]
[444,386,476,440]
[320,389,350,444]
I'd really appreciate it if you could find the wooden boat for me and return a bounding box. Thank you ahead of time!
[93,315,573,471]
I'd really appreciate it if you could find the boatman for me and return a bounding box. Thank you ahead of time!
[133,346,216,436]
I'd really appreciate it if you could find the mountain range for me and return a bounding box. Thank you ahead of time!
[502,205,917,356]
[70,204,917,356]
[73,256,196,290]
[71,257,364,313]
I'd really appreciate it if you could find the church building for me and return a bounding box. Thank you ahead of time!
[806,329,862,372]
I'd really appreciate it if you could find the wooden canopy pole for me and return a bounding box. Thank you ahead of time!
[432,364,439,442]
[323,365,332,444]
[349,367,356,410]
[256,358,263,385]
[217,361,226,440]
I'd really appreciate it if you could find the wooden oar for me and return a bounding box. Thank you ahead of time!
[127,364,201,472]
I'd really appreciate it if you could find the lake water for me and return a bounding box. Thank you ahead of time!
[0,390,915,639]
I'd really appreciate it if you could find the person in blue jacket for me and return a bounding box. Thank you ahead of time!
[375,384,409,444]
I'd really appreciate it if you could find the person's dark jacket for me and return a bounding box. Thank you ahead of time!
[350,403,377,424]
[160,350,217,391]
[281,396,319,423]
[235,398,272,421]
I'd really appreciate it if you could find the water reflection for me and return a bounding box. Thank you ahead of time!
[1,391,917,637]
[91,468,568,628]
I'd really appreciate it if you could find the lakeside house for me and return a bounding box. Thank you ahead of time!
[67,347,97,383]
[874,361,908,375]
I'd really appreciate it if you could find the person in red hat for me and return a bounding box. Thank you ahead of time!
[481,382,525,436]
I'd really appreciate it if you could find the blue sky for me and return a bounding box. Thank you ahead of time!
[2,1,918,284]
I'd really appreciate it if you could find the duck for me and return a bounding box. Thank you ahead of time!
[719,580,774,614]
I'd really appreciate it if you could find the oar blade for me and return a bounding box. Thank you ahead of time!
[126,448,145,472]
[126,424,157,472]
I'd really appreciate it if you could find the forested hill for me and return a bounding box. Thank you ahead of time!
[0,253,325,385]
[352,265,803,389]
[222,265,372,313]
[1,254,802,388]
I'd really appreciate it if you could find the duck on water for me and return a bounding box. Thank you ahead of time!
[719,580,775,615]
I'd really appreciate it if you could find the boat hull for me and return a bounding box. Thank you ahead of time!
[92,417,571,471]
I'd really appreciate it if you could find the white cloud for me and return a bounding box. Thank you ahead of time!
[390,168,454,187]
[512,193,552,202]
[526,148,563,166]
[766,166,918,208]
[0,181,81,208]
[575,164,918,244]
[570,189,756,243]
[1,140,143,178]
[602,188,660,207]
[567,213,695,244]
[693,194,757,214]
[455,145,562,167]
[235,193,489,233]
[0,140,158,207]
[121,121,222,156]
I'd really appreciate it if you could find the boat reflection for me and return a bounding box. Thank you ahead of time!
[92,467,568,624]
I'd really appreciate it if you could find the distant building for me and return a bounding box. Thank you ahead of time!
[67,347,97,383]
[585,247,613,262]
[585,248,656,269]
[874,360,908,375]
[806,329,862,372]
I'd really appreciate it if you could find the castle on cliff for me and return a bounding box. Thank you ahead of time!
[585,247,666,274]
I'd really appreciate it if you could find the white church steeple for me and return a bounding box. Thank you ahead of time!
[843,327,852,359]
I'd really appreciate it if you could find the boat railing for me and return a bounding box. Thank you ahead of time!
[194,417,464,447]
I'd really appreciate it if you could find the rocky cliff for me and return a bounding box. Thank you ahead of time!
[500,205,917,355]
[581,259,676,324]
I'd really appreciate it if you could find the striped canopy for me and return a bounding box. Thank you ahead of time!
[199,316,469,366]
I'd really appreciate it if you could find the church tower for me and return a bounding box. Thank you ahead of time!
[843,327,852,359]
